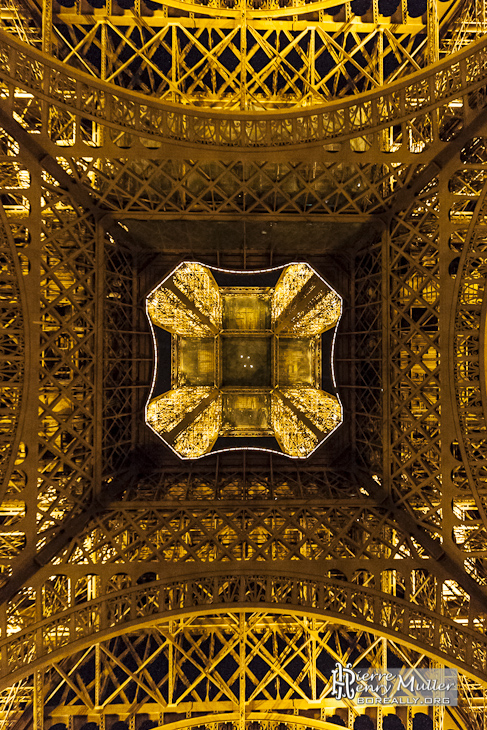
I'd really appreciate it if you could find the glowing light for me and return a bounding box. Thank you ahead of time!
[283,388,342,433]
[146,387,214,433]
[146,261,343,459]
[271,393,319,457]
[272,263,313,322]
[173,395,222,458]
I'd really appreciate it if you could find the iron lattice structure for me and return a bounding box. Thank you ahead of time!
[2,0,487,729]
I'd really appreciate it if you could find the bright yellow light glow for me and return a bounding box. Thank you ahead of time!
[146,387,214,433]
[148,287,215,336]
[272,263,313,322]
[286,290,342,335]
[173,395,222,457]
[146,262,343,459]
[271,392,318,457]
[173,262,221,328]
[283,387,342,433]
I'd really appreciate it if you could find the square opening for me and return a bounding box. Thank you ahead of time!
[222,393,271,433]
[178,337,215,385]
[221,336,271,387]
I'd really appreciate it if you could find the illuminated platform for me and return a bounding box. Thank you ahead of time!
[146,262,342,458]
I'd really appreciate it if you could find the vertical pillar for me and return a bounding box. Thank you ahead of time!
[381,225,391,495]
[400,0,407,23]
[310,618,317,702]
[377,29,383,87]
[372,0,378,24]
[101,22,108,82]
[240,0,247,110]
[95,642,101,709]
[94,225,104,497]
[376,638,388,730]
[347,707,354,730]
[42,0,52,54]
[168,621,174,706]
[99,12,108,148]
[427,0,439,65]
[433,703,443,730]
[24,166,42,648]
[239,613,246,730]
[308,29,315,102]
[171,25,178,102]
[33,670,44,730]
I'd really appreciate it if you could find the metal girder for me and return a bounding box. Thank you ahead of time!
[1,4,487,729]
[20,617,469,728]
[385,100,487,223]
[0,455,145,608]
[0,102,136,252]
[23,0,461,106]
[357,468,487,614]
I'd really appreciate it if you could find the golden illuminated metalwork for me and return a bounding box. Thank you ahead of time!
[5,0,462,110]
[146,387,220,457]
[282,387,342,434]
[147,263,220,336]
[273,265,342,335]
[284,291,342,336]
[272,264,313,322]
[172,262,222,328]
[173,393,222,457]
[147,287,213,336]
[146,386,216,433]
[271,388,341,457]
[271,391,319,457]
[146,262,342,458]
[3,2,487,729]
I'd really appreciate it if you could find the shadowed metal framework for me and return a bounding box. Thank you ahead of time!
[2,0,487,729]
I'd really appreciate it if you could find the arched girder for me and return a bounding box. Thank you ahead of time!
[151,715,371,730]
[0,202,26,498]
[38,0,464,108]
[1,27,487,156]
[2,572,486,691]
[33,614,468,729]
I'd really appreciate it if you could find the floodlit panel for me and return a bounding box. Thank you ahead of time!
[146,262,342,458]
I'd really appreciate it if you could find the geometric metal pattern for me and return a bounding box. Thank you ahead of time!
[146,262,341,457]
[1,2,487,730]
[30,2,462,107]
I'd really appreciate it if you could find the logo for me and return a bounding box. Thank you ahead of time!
[331,663,357,700]
[330,663,457,706]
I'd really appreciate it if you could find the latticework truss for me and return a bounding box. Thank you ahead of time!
[2,1,487,729]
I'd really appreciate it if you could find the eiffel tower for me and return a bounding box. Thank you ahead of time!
[1,0,487,728]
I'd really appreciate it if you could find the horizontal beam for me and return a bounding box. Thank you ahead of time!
[52,14,426,31]
[0,457,144,608]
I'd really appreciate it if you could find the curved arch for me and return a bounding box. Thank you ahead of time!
[1,571,486,689]
[0,29,487,151]
[151,713,376,730]
[451,176,487,543]
[0,200,27,499]
[107,0,460,24]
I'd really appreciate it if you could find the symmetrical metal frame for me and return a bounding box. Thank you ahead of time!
[2,1,487,729]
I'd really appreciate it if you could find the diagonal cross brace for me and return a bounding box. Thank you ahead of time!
[0,104,136,251]
[355,465,487,614]
[0,457,143,608]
